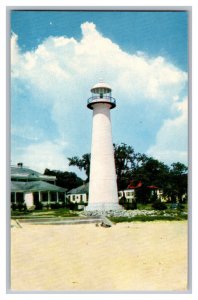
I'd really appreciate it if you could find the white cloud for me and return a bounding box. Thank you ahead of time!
[11,125,44,141]
[147,97,188,165]
[11,22,188,168]
[11,22,187,107]
[12,141,69,173]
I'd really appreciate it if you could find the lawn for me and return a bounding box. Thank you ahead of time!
[11,208,79,218]
[109,214,188,223]
[11,203,188,223]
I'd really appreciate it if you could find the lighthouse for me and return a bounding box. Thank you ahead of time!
[86,81,122,211]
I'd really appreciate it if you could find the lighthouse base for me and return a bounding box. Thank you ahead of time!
[85,202,123,211]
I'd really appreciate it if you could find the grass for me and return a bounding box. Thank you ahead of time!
[109,214,188,223]
[11,208,78,218]
[136,203,154,210]
[136,203,188,211]
[11,204,188,223]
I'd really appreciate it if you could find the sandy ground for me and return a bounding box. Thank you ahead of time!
[10,220,188,292]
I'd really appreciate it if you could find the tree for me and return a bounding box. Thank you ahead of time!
[68,153,91,182]
[44,169,83,191]
[135,157,170,187]
[67,144,149,189]
[113,143,148,190]
[168,162,188,203]
[67,144,188,203]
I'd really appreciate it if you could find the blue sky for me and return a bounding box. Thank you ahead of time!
[11,10,188,177]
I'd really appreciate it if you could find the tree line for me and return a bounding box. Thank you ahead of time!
[44,143,188,203]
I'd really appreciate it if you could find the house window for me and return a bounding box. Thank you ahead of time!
[72,195,75,201]
[80,195,83,202]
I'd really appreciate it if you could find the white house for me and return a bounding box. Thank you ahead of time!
[118,189,136,203]
[67,183,89,207]
[11,163,67,209]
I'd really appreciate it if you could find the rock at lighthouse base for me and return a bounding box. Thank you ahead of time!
[85,202,123,211]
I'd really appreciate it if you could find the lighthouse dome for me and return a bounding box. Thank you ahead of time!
[91,81,112,94]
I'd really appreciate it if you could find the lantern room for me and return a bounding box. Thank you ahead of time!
[87,81,116,110]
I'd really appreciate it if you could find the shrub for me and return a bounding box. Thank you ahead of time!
[17,202,27,211]
[119,196,126,205]
[35,201,43,210]
[66,201,78,210]
[11,203,18,211]
[149,193,158,203]
[51,202,62,209]
[123,202,137,210]
[60,201,67,208]
[152,201,167,210]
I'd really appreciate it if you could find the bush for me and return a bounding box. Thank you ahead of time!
[149,193,158,203]
[119,196,137,210]
[11,203,18,211]
[152,201,167,210]
[66,202,78,210]
[119,196,126,205]
[51,202,62,209]
[170,203,184,210]
[124,202,137,210]
[17,202,27,211]
[60,201,67,208]
[35,201,43,210]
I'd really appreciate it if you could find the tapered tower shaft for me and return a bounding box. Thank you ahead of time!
[86,81,122,211]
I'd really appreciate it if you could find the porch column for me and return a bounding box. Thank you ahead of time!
[14,192,17,204]
[39,191,41,202]
[48,191,51,204]
[56,192,59,203]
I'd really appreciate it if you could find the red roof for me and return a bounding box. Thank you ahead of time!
[147,185,159,189]
[127,181,142,189]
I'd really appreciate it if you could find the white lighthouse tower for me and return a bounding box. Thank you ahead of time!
[86,81,122,211]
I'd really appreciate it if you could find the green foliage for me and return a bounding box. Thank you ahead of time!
[113,143,148,190]
[68,153,90,182]
[11,203,18,211]
[66,201,78,211]
[50,202,62,209]
[11,202,28,213]
[66,143,188,203]
[109,214,187,223]
[44,169,83,191]
[11,208,78,218]
[35,201,43,210]
[119,196,137,210]
[152,201,167,210]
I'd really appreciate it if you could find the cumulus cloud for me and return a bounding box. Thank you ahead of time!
[12,141,69,173]
[11,22,187,105]
[147,97,188,165]
[11,22,188,168]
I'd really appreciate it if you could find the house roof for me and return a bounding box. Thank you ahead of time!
[147,185,159,189]
[67,183,89,195]
[11,181,66,193]
[11,166,56,181]
[127,181,142,189]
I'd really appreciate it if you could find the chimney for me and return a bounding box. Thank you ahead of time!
[17,162,23,168]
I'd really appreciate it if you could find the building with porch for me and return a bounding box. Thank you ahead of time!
[11,163,66,209]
